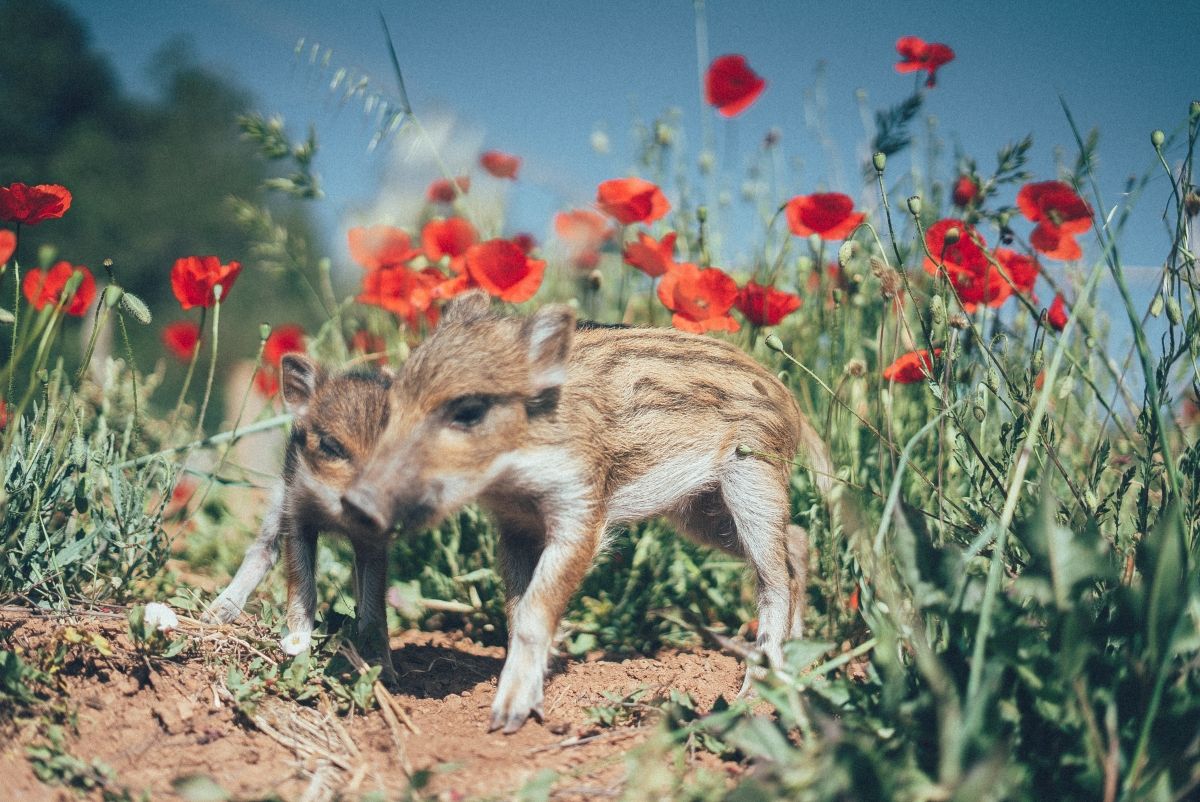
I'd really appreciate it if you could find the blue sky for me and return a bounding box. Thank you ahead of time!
[64,0,1198,314]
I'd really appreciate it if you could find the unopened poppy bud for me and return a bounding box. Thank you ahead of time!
[838,241,857,269]
[1151,129,1165,149]
[103,285,124,308]
[807,233,822,252]
[948,314,968,329]
[587,269,603,291]
[62,269,84,298]
[697,206,708,224]
[119,291,152,325]
[1150,294,1164,317]
[997,210,1011,229]
[212,284,224,303]
[735,443,754,458]
[845,358,866,377]
[38,244,57,267]
[1191,100,1200,120]
[1166,296,1183,325]
[259,323,271,341]
[985,367,999,393]
[1031,348,1044,374]
[973,384,987,422]
[930,295,946,326]
[872,152,887,173]
[698,151,716,174]
[764,333,785,352]
[943,226,961,246]
[906,195,922,216]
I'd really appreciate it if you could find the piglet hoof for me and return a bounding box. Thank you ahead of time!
[488,702,544,735]
[488,672,545,734]
[201,595,242,625]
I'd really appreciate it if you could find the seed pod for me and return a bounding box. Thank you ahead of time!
[1191,100,1200,120]
[973,384,987,422]
[1150,294,1164,317]
[1031,348,1044,374]
[119,291,153,324]
[872,152,887,173]
[1151,129,1165,149]
[943,226,961,246]
[764,333,784,352]
[906,195,922,216]
[985,366,1000,393]
[1166,297,1183,325]
[259,323,271,341]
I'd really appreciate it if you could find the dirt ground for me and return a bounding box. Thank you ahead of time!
[1,612,747,801]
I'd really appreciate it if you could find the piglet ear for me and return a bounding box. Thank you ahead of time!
[280,354,325,417]
[523,304,575,395]
[440,289,493,327]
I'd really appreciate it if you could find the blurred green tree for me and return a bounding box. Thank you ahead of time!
[0,0,321,419]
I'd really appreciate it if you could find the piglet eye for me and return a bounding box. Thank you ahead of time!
[318,435,349,461]
[447,395,492,429]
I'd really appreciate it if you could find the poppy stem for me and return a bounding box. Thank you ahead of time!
[193,291,223,442]
[169,306,207,436]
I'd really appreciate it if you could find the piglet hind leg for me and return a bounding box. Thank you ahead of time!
[352,541,400,687]
[490,518,602,734]
[721,459,796,697]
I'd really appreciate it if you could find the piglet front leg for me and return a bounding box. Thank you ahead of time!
[352,541,400,686]
[205,482,286,624]
[280,522,319,656]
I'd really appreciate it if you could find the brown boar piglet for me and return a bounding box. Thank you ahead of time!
[204,355,398,683]
[341,290,833,733]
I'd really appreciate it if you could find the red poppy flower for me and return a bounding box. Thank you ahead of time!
[657,262,739,334]
[349,226,420,271]
[623,231,677,278]
[1016,181,1093,261]
[0,399,7,431]
[952,176,979,207]
[511,232,537,254]
[350,330,388,364]
[555,209,613,253]
[479,150,521,180]
[427,176,470,203]
[785,193,865,240]
[0,229,14,264]
[735,281,801,326]
[596,178,671,225]
[949,262,1012,312]
[464,239,546,303]
[895,36,955,88]
[358,264,442,323]
[994,248,1040,296]
[882,348,941,384]
[170,256,242,310]
[923,219,987,275]
[0,183,72,225]
[735,281,802,326]
[22,261,96,316]
[256,324,307,396]
[704,55,766,117]
[421,217,477,271]
[1047,294,1069,331]
[162,321,201,362]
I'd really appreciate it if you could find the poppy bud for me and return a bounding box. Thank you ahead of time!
[985,367,999,393]
[698,151,715,174]
[38,244,57,267]
[973,384,987,422]
[807,233,822,253]
[1150,294,1164,317]
[1191,100,1200,120]
[764,333,785,352]
[838,241,857,269]
[1031,348,1044,374]
[943,226,961,246]
[997,210,1011,228]
[62,269,85,299]
[906,195,922,216]
[103,285,124,308]
[1167,297,1183,325]
[259,323,271,341]
[119,291,152,325]
[1151,129,1165,149]
[735,443,754,458]
[872,152,887,173]
[697,206,708,224]
[930,295,946,326]
[212,284,224,303]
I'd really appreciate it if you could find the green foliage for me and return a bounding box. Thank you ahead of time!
[26,725,144,802]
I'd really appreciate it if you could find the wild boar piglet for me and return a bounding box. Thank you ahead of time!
[342,290,832,733]
[205,355,399,682]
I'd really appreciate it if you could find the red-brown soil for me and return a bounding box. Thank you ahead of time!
[0,612,746,801]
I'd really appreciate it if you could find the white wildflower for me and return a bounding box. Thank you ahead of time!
[143,602,179,633]
[281,630,312,656]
